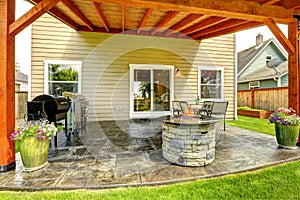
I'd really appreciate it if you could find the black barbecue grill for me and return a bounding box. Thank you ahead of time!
[27,94,71,147]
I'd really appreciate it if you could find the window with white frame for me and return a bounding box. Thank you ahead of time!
[249,81,260,89]
[44,60,82,95]
[198,67,224,100]
[266,55,272,66]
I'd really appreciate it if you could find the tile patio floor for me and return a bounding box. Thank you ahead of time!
[1,119,300,191]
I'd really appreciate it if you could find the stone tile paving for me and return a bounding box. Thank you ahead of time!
[1,119,300,190]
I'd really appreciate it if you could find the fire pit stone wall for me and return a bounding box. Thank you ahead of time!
[162,118,218,166]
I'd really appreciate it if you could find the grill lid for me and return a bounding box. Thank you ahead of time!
[32,94,70,111]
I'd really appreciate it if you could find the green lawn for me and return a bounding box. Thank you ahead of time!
[3,116,298,199]
[0,160,300,199]
[227,115,275,136]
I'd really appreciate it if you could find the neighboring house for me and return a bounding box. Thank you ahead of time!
[15,71,28,92]
[237,34,288,90]
[28,14,236,121]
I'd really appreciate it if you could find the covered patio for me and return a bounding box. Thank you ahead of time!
[1,0,300,173]
[1,121,300,190]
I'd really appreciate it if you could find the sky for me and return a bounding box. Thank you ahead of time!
[15,0,289,75]
[235,24,288,53]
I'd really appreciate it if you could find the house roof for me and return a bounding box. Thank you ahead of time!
[17,0,300,41]
[237,38,272,74]
[15,71,28,83]
[238,61,288,83]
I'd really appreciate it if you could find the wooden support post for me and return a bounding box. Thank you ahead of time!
[287,20,299,114]
[0,0,16,172]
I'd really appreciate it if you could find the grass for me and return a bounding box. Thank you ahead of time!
[227,115,275,136]
[0,160,300,199]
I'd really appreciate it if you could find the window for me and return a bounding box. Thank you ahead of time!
[249,81,260,89]
[44,60,82,95]
[266,55,272,66]
[198,67,224,100]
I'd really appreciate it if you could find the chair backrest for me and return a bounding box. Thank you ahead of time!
[202,101,213,110]
[179,101,190,113]
[172,101,183,116]
[211,101,228,114]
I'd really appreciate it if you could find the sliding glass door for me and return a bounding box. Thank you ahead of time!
[130,64,174,118]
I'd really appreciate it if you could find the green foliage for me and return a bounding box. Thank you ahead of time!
[49,64,78,81]
[237,106,264,111]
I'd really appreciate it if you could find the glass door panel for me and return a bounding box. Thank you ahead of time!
[133,69,151,112]
[153,70,170,111]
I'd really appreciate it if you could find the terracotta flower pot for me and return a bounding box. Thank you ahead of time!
[19,137,50,171]
[275,124,299,149]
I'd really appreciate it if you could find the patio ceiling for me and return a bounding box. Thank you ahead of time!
[17,0,300,42]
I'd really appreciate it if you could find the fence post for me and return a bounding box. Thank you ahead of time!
[251,89,255,108]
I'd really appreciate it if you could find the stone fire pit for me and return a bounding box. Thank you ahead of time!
[162,116,218,166]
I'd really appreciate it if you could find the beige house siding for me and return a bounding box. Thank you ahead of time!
[31,14,235,121]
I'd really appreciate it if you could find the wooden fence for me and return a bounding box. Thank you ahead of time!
[237,87,288,111]
[15,91,28,120]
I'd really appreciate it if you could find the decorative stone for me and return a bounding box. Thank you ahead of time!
[162,117,218,167]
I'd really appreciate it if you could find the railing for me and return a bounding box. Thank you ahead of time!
[15,91,28,120]
[237,87,288,111]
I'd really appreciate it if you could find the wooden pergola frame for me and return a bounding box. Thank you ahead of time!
[0,0,299,172]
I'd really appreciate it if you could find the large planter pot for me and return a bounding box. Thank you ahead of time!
[19,137,50,171]
[275,124,299,149]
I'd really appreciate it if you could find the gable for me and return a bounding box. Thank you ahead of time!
[238,40,287,79]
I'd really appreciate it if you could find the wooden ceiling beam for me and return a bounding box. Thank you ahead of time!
[164,14,203,36]
[151,11,179,35]
[61,0,94,31]
[79,26,190,39]
[9,0,61,36]
[122,5,125,32]
[259,0,281,5]
[85,0,294,24]
[137,8,153,34]
[198,21,263,40]
[264,18,295,55]
[281,0,300,9]
[180,16,227,36]
[190,19,248,39]
[93,2,110,32]
[28,0,79,30]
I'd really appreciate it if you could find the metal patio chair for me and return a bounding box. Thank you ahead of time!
[211,101,229,131]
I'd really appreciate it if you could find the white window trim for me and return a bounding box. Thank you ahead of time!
[44,60,82,95]
[249,81,260,89]
[198,66,224,101]
[129,64,174,118]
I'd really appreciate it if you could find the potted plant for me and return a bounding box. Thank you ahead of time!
[10,120,57,171]
[269,107,300,149]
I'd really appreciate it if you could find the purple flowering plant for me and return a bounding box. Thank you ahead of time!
[269,107,300,126]
[10,120,57,141]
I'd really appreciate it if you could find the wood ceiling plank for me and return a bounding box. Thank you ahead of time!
[180,16,227,35]
[28,0,79,30]
[164,14,203,36]
[198,21,263,40]
[93,2,110,32]
[137,8,153,34]
[61,0,94,31]
[85,0,294,24]
[151,11,180,35]
[264,18,295,55]
[9,0,61,36]
[190,19,248,39]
